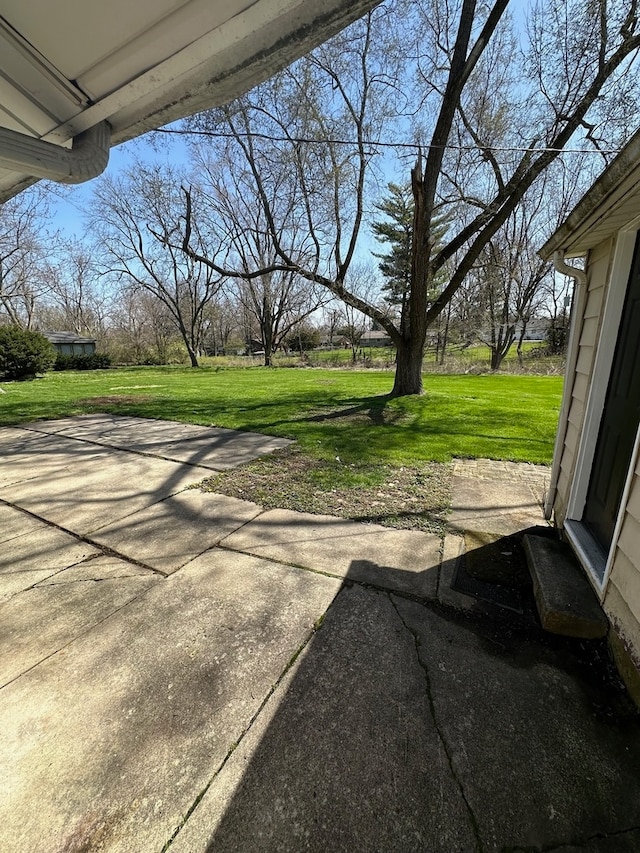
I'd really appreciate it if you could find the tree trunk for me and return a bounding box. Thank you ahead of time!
[263,332,273,366]
[490,348,503,370]
[187,346,199,367]
[390,161,429,397]
[516,324,527,364]
[391,335,424,396]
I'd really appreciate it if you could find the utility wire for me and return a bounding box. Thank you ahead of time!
[152,127,621,156]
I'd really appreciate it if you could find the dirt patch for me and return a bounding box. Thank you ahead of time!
[197,446,453,535]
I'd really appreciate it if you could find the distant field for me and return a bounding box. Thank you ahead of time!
[0,365,562,465]
[203,341,563,375]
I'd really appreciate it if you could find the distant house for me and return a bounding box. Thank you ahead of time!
[44,332,96,356]
[519,319,548,341]
[246,338,265,355]
[360,330,393,348]
[539,127,640,702]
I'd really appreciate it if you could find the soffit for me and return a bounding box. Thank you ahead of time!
[0,0,377,200]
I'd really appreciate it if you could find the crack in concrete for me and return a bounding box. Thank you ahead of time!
[0,579,159,691]
[19,425,220,473]
[507,823,640,852]
[161,592,338,852]
[0,497,167,577]
[388,593,485,853]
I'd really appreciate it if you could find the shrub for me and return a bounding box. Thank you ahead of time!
[545,313,570,355]
[54,352,112,371]
[0,326,56,380]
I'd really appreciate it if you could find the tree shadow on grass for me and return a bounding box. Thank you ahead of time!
[287,393,394,426]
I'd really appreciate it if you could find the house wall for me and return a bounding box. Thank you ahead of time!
[552,233,640,703]
[554,237,614,525]
[55,342,96,356]
[603,453,640,702]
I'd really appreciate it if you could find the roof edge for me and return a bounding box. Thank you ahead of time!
[540,128,640,260]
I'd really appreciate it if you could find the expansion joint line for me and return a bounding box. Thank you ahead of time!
[388,593,485,853]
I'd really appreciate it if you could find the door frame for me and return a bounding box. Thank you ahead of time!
[565,221,640,597]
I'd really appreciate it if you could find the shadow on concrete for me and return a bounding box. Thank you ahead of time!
[3,420,640,852]
[169,556,640,853]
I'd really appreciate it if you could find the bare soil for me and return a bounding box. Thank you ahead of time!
[198,446,453,534]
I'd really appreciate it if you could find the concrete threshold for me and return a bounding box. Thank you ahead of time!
[523,533,608,639]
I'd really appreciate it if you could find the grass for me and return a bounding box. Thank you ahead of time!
[0,365,562,533]
[0,365,561,463]
[213,341,564,375]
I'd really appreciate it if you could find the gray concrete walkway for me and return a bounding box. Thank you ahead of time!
[1,415,639,853]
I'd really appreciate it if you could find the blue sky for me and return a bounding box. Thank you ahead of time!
[46,129,191,239]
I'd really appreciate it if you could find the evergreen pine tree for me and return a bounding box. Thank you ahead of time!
[372,183,449,312]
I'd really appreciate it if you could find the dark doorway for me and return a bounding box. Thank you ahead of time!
[584,230,640,570]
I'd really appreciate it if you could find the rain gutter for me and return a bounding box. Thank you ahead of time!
[544,252,588,520]
[0,121,110,185]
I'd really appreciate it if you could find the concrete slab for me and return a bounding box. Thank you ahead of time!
[222,508,441,599]
[0,569,64,601]
[169,584,477,853]
[1,452,210,534]
[23,415,293,470]
[524,534,608,638]
[448,473,545,536]
[0,425,41,450]
[89,491,263,573]
[0,551,340,853]
[437,532,479,613]
[0,523,99,575]
[24,414,209,442]
[153,431,292,470]
[0,553,153,601]
[395,597,640,851]
[143,435,288,470]
[0,573,158,686]
[36,555,156,584]
[0,431,109,488]
[0,502,52,543]
[20,415,101,434]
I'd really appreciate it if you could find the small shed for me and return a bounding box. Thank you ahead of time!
[540,128,640,698]
[44,332,96,356]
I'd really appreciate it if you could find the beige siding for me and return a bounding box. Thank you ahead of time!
[579,315,600,348]
[572,371,589,406]
[604,468,640,670]
[604,583,640,678]
[553,237,613,525]
[617,512,640,568]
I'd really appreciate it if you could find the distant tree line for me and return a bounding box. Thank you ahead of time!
[1,0,637,381]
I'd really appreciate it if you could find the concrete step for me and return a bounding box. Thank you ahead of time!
[522,534,608,639]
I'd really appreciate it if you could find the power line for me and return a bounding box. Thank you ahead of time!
[152,127,621,156]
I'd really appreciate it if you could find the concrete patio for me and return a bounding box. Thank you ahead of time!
[1,415,639,853]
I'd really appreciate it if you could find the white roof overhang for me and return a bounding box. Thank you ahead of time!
[0,0,378,201]
[540,129,640,260]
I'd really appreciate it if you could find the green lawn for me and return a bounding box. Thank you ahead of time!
[0,365,562,465]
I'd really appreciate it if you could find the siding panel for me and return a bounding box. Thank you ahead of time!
[617,510,640,567]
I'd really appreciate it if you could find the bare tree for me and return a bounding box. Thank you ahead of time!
[37,238,113,346]
[399,0,640,394]
[91,162,224,367]
[163,6,403,362]
[201,294,240,356]
[170,120,333,365]
[169,0,640,395]
[468,205,552,369]
[0,191,48,328]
